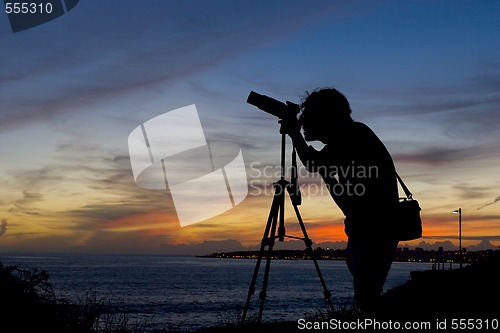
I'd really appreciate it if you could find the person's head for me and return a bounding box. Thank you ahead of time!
[299,87,353,143]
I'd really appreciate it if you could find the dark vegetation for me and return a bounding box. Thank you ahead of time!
[0,261,178,332]
[379,250,500,319]
[0,261,81,332]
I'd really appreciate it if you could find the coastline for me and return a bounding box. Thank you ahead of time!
[196,248,496,265]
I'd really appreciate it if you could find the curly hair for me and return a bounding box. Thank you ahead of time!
[300,87,352,118]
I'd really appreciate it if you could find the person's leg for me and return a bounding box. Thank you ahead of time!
[346,239,379,314]
[346,238,398,314]
[374,239,399,293]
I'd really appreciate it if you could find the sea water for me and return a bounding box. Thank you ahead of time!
[0,253,431,331]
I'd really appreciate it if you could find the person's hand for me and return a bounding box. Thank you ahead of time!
[279,114,301,139]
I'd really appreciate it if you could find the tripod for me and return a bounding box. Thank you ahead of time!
[239,123,334,325]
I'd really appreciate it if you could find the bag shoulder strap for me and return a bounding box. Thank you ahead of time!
[396,172,413,200]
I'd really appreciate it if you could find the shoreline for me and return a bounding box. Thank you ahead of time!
[196,248,497,266]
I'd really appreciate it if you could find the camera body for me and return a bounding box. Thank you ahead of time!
[247,91,299,119]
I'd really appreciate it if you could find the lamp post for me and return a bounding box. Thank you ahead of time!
[453,208,462,269]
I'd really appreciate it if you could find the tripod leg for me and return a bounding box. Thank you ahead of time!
[256,180,287,322]
[292,203,334,314]
[240,192,281,325]
[257,192,282,323]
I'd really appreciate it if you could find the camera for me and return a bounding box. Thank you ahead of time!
[247,91,299,119]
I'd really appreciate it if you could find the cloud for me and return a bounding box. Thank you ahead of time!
[158,239,247,256]
[2,2,499,254]
[72,229,171,254]
[401,96,500,116]
[466,239,499,251]
[477,196,500,210]
[0,219,7,236]
[7,165,71,216]
[409,239,498,251]
[414,240,456,251]
[453,184,492,200]
[392,145,490,166]
[371,62,500,112]
[0,1,344,133]
[64,204,173,231]
[6,143,174,223]
[423,234,500,241]
[367,68,500,151]
[8,190,45,216]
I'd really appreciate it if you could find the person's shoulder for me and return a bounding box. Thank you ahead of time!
[351,121,389,149]
[352,121,371,130]
[352,121,376,136]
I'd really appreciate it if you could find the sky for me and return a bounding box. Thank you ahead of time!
[1,0,499,255]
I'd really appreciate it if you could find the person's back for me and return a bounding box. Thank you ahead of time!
[314,121,398,238]
[283,87,399,313]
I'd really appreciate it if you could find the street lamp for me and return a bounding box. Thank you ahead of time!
[453,208,462,269]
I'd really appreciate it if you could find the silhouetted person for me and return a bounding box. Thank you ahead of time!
[282,87,399,314]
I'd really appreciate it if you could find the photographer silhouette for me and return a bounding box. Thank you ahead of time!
[281,87,399,314]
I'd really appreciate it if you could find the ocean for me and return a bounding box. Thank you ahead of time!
[0,253,433,331]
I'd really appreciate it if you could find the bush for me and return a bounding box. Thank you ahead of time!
[0,261,181,333]
[0,260,81,332]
